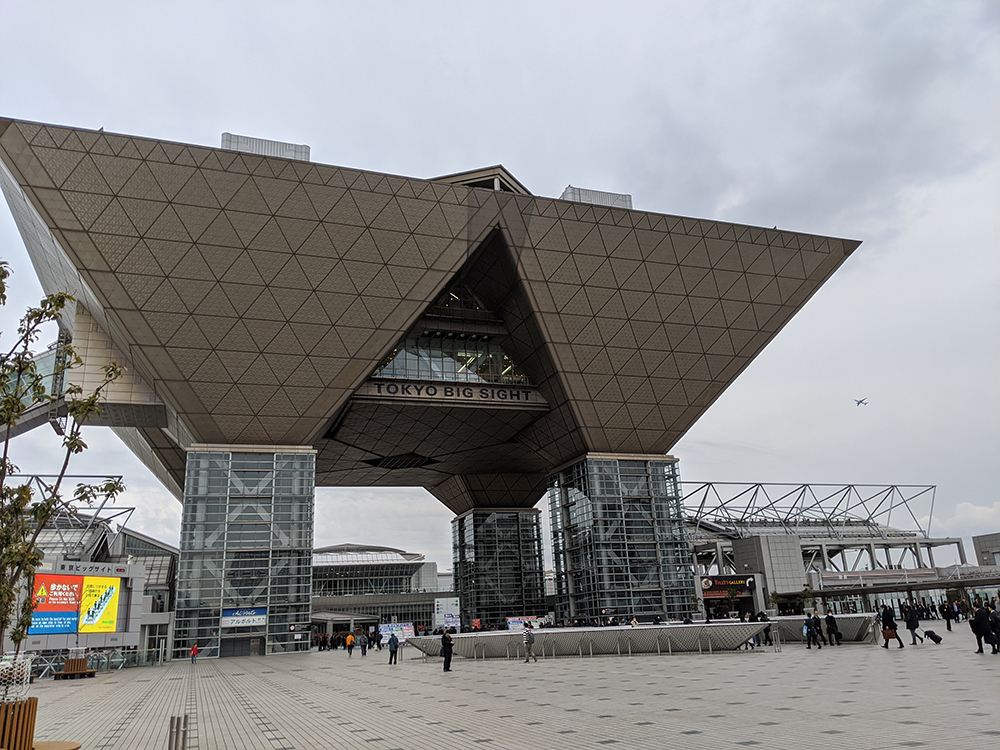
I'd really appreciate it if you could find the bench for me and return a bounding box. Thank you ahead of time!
[51,658,96,681]
[0,696,37,750]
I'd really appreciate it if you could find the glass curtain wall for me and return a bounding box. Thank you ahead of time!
[173,450,315,658]
[452,510,545,629]
[312,563,425,597]
[548,457,695,623]
[373,335,529,385]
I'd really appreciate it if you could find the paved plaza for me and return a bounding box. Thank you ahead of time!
[28,633,999,750]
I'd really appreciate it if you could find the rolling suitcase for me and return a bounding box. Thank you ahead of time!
[923,629,942,644]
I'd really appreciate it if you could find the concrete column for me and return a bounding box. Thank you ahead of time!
[820,544,830,571]
[926,545,936,568]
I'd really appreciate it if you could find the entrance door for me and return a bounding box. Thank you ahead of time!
[220,637,251,657]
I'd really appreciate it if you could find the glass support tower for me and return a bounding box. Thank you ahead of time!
[452,508,545,628]
[548,455,696,623]
[173,447,316,658]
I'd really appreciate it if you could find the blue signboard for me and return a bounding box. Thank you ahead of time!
[220,607,267,627]
[29,611,78,634]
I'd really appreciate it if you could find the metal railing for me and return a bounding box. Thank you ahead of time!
[29,648,168,678]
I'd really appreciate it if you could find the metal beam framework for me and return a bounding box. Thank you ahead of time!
[681,482,967,575]
[6,474,131,559]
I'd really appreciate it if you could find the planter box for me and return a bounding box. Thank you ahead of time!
[0,696,38,750]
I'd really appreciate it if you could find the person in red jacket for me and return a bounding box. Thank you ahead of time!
[190,644,199,664]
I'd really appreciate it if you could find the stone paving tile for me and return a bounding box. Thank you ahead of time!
[25,633,1000,749]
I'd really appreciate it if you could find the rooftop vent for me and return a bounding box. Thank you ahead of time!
[221,132,310,161]
[560,185,632,209]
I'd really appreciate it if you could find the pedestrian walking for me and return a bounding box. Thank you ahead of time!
[346,631,355,657]
[904,605,923,645]
[523,623,538,663]
[190,643,199,664]
[989,603,1000,654]
[813,610,828,645]
[441,630,454,672]
[360,632,368,656]
[881,605,905,649]
[388,633,399,665]
[971,600,990,654]
[805,611,822,649]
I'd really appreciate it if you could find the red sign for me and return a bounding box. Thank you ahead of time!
[34,575,82,611]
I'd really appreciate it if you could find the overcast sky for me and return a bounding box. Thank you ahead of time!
[1,1,997,570]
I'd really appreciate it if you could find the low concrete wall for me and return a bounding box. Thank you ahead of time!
[409,622,771,659]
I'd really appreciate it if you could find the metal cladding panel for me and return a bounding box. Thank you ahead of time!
[0,117,860,507]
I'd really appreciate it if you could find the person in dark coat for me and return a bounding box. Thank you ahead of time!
[987,603,1000,655]
[387,632,399,665]
[825,610,841,645]
[904,605,923,645]
[805,611,822,649]
[971,600,990,654]
[939,601,952,631]
[881,605,905,648]
[757,611,773,646]
[441,630,454,671]
[811,611,826,646]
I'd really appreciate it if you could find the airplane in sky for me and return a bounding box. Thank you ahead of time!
[855,398,868,406]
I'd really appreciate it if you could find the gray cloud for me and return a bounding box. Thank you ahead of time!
[0,1,996,568]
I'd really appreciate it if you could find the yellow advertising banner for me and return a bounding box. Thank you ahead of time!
[77,576,120,633]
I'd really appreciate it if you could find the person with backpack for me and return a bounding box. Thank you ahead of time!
[523,622,538,662]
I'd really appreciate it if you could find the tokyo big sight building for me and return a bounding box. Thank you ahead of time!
[0,119,859,657]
